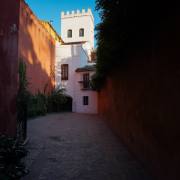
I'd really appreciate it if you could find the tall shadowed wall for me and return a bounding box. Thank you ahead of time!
[98,14,180,180]
[18,0,55,94]
[0,0,20,136]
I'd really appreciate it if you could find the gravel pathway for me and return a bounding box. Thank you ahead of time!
[22,113,152,180]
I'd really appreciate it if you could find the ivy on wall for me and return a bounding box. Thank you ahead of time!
[17,60,29,142]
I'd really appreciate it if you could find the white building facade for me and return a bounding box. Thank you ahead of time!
[55,9,97,114]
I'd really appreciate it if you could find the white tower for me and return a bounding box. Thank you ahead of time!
[56,9,97,114]
[61,9,94,50]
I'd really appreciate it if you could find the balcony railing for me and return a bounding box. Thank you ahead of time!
[78,80,92,90]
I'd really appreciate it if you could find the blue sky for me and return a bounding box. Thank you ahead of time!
[25,0,101,37]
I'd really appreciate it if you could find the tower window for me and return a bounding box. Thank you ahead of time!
[67,29,72,38]
[83,96,89,105]
[61,64,68,80]
[79,28,84,37]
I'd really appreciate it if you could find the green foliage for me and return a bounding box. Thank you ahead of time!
[47,88,67,113]
[17,60,29,141]
[0,135,28,179]
[91,72,106,91]
[27,87,71,118]
[18,61,28,91]
[17,61,71,119]
[95,0,127,81]
[27,92,47,118]
[94,0,177,89]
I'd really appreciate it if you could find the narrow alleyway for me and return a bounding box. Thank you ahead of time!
[23,113,152,180]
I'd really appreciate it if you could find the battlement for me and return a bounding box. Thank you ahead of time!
[61,9,94,22]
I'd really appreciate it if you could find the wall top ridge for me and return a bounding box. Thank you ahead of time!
[61,9,94,21]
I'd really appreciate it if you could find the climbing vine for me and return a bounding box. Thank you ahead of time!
[17,60,29,142]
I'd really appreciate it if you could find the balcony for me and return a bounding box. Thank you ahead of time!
[78,80,92,90]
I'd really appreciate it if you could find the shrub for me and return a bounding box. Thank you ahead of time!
[91,72,106,91]
[27,92,47,118]
[27,88,70,118]
[47,88,67,113]
[0,135,28,179]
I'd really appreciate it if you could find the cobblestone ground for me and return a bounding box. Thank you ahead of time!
[22,113,152,180]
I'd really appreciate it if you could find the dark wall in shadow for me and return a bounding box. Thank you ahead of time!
[0,0,20,136]
[98,14,180,180]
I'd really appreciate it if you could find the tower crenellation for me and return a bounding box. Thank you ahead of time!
[61,8,94,49]
[61,9,94,22]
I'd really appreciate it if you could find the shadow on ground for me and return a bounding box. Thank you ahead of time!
[23,113,153,180]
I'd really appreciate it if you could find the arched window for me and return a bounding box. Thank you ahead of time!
[67,29,72,38]
[79,28,84,37]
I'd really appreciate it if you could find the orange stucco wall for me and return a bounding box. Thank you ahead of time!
[18,0,55,94]
[0,0,57,136]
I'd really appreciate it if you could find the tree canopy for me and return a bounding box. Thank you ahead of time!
[93,0,178,89]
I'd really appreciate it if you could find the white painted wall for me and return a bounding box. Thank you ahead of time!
[74,71,98,114]
[56,43,83,94]
[55,42,97,114]
[55,9,97,114]
[61,9,94,49]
